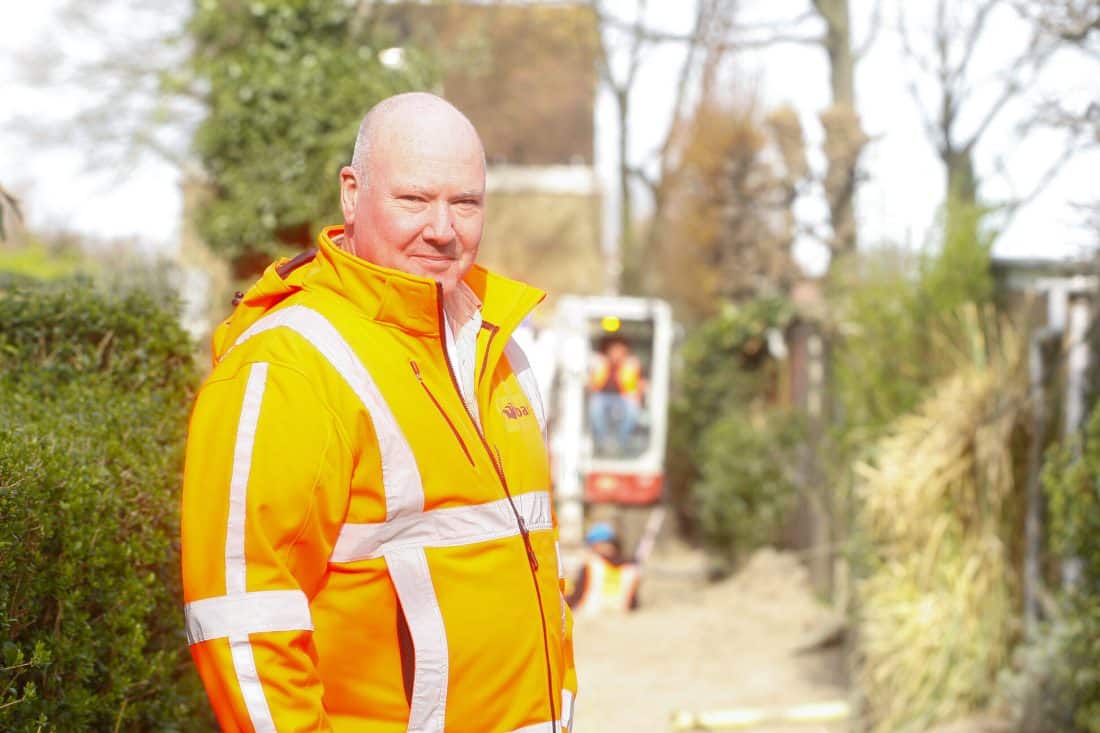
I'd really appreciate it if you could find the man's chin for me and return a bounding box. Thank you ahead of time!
[436,274,462,296]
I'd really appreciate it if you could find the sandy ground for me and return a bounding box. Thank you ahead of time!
[569,547,849,733]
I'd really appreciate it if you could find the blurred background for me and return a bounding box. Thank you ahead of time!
[1,1,1099,731]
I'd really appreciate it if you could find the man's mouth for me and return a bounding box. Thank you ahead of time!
[410,254,455,271]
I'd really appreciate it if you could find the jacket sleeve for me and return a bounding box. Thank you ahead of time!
[182,360,352,733]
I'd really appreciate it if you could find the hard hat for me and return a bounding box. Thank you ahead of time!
[584,522,616,545]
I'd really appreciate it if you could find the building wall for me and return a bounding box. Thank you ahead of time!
[480,188,604,304]
[381,2,599,166]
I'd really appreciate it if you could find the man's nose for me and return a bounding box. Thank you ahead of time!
[422,202,455,245]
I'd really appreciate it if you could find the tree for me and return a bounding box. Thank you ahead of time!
[809,0,877,265]
[10,0,199,171]
[658,99,804,319]
[188,0,434,270]
[1017,0,1100,239]
[590,0,743,295]
[12,1,434,273]
[0,186,21,245]
[898,0,1066,239]
[590,0,880,292]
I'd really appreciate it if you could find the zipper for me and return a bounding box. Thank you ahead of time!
[494,446,539,572]
[478,321,500,386]
[435,284,558,730]
[493,442,556,730]
[410,360,475,467]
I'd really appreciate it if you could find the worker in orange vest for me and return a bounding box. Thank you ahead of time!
[588,335,645,456]
[566,523,640,616]
[181,93,576,733]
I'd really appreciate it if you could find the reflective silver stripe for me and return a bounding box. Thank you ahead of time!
[224,364,277,732]
[230,638,275,733]
[225,362,267,595]
[386,548,448,733]
[562,689,576,731]
[228,304,425,520]
[331,491,554,563]
[184,590,313,645]
[506,339,547,436]
[578,558,606,616]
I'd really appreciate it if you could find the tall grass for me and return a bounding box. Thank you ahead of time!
[854,308,1028,733]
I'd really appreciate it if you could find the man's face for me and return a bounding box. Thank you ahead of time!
[340,121,485,296]
[592,540,618,561]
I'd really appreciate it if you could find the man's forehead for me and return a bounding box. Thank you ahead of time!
[372,141,485,189]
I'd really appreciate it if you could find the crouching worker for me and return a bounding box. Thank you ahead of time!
[567,523,640,616]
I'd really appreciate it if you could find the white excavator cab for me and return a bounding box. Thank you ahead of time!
[549,295,673,546]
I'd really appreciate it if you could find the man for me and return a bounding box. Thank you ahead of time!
[587,335,645,456]
[181,93,576,733]
[565,523,640,617]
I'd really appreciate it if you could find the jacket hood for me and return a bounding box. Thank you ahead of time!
[210,251,312,363]
[210,225,546,363]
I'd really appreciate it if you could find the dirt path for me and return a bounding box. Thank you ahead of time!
[570,547,848,732]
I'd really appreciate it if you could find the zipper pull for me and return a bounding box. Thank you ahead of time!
[410,360,423,382]
[520,518,540,572]
[494,443,539,572]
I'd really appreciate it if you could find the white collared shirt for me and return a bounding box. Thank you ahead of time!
[443,307,483,427]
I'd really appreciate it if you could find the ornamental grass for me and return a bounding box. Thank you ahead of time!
[854,306,1028,733]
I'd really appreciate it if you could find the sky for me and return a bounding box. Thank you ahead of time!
[1,0,1097,271]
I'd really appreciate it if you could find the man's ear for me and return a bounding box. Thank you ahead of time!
[339,166,359,224]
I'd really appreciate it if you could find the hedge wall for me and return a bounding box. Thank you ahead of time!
[0,278,212,730]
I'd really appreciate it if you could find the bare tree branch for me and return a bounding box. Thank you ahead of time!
[591,6,823,50]
[898,16,947,153]
[991,137,1082,229]
[853,0,884,61]
[960,34,1056,150]
[952,0,1002,98]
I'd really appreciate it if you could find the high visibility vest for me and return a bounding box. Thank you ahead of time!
[574,555,640,617]
[182,226,576,733]
[589,355,642,395]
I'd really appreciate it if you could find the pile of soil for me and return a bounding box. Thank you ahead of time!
[571,547,848,732]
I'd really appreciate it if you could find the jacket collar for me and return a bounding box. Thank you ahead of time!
[312,225,545,339]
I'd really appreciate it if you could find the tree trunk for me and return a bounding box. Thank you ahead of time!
[616,89,637,295]
[813,0,864,265]
[945,146,978,209]
[944,145,980,242]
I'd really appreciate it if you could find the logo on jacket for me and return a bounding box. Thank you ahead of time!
[501,402,530,420]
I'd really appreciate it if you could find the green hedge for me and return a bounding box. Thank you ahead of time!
[0,279,211,730]
[695,410,801,570]
[667,297,801,570]
[1030,403,1100,732]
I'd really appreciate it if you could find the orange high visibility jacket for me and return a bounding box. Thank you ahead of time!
[573,555,640,617]
[588,355,642,396]
[181,226,577,733]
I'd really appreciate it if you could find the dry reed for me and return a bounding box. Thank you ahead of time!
[855,307,1027,733]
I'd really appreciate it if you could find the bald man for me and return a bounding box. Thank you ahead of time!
[181,93,577,733]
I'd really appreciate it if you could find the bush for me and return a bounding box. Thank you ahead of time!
[0,279,211,731]
[667,296,799,564]
[830,199,995,447]
[1016,402,1100,732]
[695,410,801,571]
